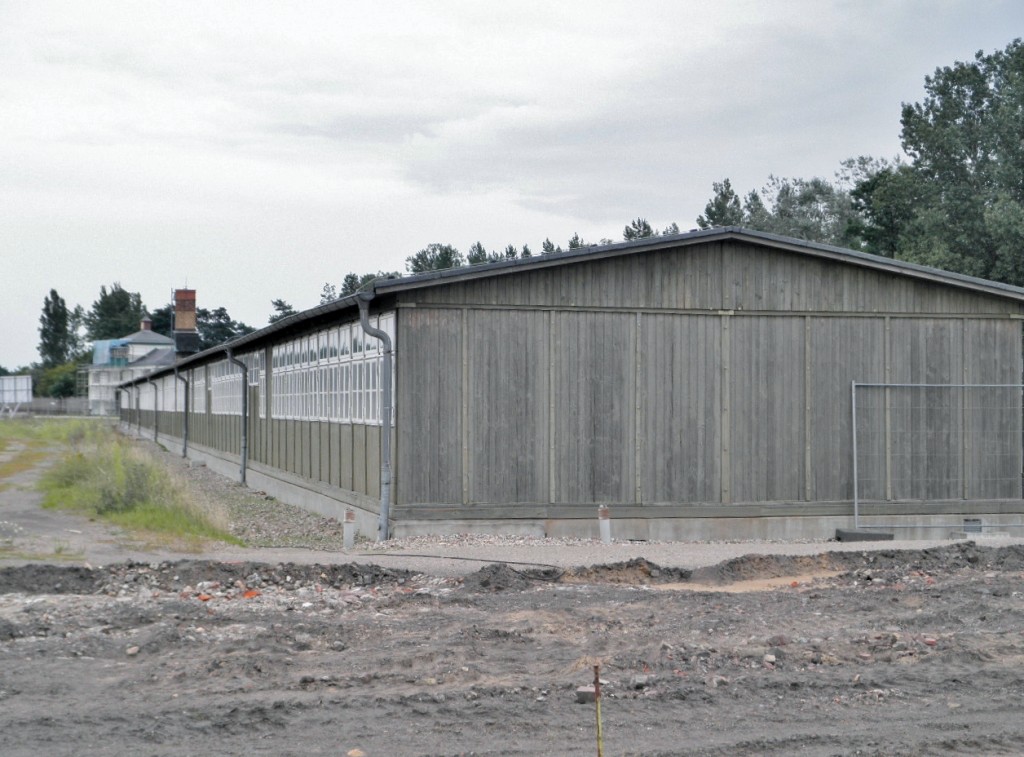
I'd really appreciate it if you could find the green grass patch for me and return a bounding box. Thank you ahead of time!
[0,448,49,488]
[0,542,85,562]
[0,417,100,445]
[0,417,92,490]
[38,423,243,548]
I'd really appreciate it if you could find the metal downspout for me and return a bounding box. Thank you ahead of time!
[225,348,248,485]
[357,293,393,541]
[174,367,189,459]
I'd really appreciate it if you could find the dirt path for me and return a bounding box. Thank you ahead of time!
[5,438,1024,755]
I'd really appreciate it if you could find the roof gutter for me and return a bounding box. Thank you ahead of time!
[357,292,393,541]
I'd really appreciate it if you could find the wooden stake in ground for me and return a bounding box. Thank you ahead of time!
[594,664,604,757]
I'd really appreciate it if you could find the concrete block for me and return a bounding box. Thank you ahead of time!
[835,529,894,542]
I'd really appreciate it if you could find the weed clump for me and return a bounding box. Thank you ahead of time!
[39,425,240,547]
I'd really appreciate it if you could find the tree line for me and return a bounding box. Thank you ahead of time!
[696,39,1024,286]
[22,284,258,398]
[319,219,683,304]
[321,39,1024,301]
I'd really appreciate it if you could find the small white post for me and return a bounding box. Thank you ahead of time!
[343,508,356,549]
[598,505,612,544]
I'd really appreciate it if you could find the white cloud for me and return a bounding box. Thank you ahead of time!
[2,0,1023,367]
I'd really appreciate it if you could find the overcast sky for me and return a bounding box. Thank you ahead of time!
[3,1,1023,369]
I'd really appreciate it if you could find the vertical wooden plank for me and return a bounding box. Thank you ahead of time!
[551,311,633,503]
[888,318,963,500]
[286,419,296,474]
[548,309,556,505]
[462,309,470,505]
[720,314,732,504]
[641,314,722,504]
[319,421,330,485]
[884,316,892,501]
[804,316,812,501]
[963,319,1023,499]
[730,316,806,502]
[809,318,886,502]
[366,425,381,497]
[341,423,353,491]
[394,308,463,505]
[467,309,550,504]
[329,422,341,487]
[634,311,642,503]
[353,424,367,494]
[961,318,969,500]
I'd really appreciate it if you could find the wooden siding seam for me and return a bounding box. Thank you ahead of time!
[461,309,470,505]
[804,316,811,501]
[720,314,732,504]
[547,311,556,504]
[634,311,642,504]
[961,318,969,500]
[884,316,892,501]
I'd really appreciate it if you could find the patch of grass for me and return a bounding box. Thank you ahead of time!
[106,503,239,552]
[0,448,49,489]
[39,425,243,548]
[0,417,102,445]
[0,544,86,561]
[0,419,113,492]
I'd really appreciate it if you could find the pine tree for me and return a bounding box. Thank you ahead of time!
[623,218,654,240]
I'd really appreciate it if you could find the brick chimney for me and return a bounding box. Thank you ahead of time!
[173,289,201,355]
[141,317,153,331]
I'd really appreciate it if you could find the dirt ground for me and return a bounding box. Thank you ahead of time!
[4,442,1024,755]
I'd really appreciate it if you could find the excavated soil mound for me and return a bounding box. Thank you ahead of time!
[459,562,558,592]
[563,557,692,584]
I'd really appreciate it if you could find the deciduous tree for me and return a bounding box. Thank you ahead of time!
[406,243,464,273]
[853,39,1024,283]
[38,289,71,368]
[84,283,147,341]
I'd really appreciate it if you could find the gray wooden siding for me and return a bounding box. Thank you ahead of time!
[640,314,721,504]
[396,307,464,505]
[808,317,886,501]
[467,310,550,503]
[728,317,806,503]
[132,237,1024,520]
[408,241,1024,315]
[551,311,635,504]
[396,307,1022,510]
[143,366,381,500]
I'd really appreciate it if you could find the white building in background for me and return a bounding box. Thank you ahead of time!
[0,375,32,415]
[87,290,202,416]
[87,318,174,416]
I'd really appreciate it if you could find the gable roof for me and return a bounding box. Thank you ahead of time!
[120,227,1024,384]
[121,328,174,345]
[373,226,1024,302]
